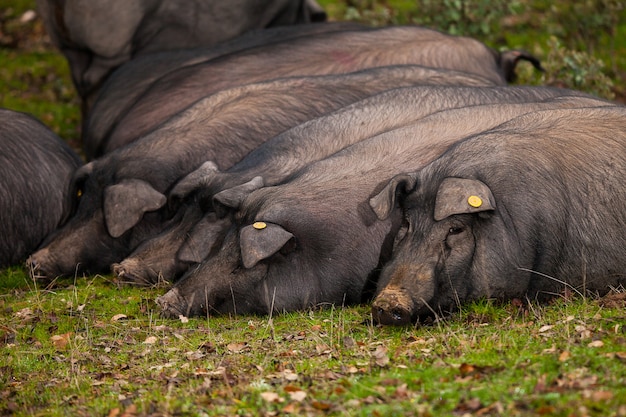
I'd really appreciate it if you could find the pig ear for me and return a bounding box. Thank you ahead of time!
[212,176,264,217]
[434,177,496,221]
[169,161,219,201]
[369,173,419,220]
[177,215,231,264]
[104,179,166,238]
[239,222,294,269]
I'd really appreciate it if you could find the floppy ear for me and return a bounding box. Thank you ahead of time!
[104,179,166,238]
[239,222,294,269]
[369,173,418,220]
[169,161,219,201]
[177,215,231,264]
[434,177,496,221]
[212,176,264,217]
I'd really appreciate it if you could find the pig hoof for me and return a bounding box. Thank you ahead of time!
[156,288,188,319]
[372,301,413,326]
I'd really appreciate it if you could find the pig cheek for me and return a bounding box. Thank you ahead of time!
[438,226,476,299]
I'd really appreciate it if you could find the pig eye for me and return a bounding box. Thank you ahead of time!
[448,226,464,235]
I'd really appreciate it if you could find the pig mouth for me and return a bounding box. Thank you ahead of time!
[25,249,68,282]
[112,260,167,287]
[156,287,191,319]
[371,287,416,326]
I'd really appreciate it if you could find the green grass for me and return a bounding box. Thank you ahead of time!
[2,276,626,416]
[2,1,626,415]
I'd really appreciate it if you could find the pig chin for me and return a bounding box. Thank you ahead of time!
[157,287,195,318]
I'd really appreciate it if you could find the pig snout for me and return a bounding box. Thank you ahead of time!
[26,248,58,281]
[112,259,160,286]
[156,287,190,319]
[371,287,415,326]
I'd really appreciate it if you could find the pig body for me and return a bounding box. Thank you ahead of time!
[156,94,613,318]
[37,0,326,113]
[370,105,626,325]
[85,22,363,158]
[28,65,492,279]
[119,86,599,286]
[105,25,528,150]
[0,109,82,268]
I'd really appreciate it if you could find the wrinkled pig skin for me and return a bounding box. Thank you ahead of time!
[0,109,82,269]
[27,65,493,280]
[120,81,558,286]
[371,105,626,326]
[37,0,327,116]
[84,22,364,158]
[156,94,613,318]
[104,25,531,151]
[126,85,601,287]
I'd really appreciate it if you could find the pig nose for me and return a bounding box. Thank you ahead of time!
[26,255,40,273]
[372,303,413,326]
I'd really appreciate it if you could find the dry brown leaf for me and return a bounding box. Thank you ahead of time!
[110,314,127,322]
[120,403,137,417]
[372,345,389,367]
[50,332,72,350]
[311,400,331,411]
[288,390,306,402]
[282,370,298,381]
[143,336,157,344]
[107,408,120,417]
[260,392,282,403]
[227,342,248,353]
[185,350,205,360]
[587,390,614,401]
[538,325,554,333]
[615,352,626,362]
[558,351,571,362]
[588,340,604,348]
[316,344,331,355]
[15,307,37,323]
[282,403,297,414]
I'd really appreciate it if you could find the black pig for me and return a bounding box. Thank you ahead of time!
[156,95,611,318]
[28,65,490,279]
[84,22,363,158]
[104,25,540,150]
[0,109,82,269]
[370,105,626,325]
[37,0,326,114]
[119,85,596,286]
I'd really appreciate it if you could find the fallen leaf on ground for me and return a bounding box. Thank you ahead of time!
[288,390,307,402]
[50,332,72,350]
[111,314,127,322]
[261,392,282,403]
[227,342,248,353]
[372,346,389,367]
[143,336,157,344]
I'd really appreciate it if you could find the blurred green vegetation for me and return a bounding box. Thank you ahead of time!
[0,0,624,151]
[319,0,626,101]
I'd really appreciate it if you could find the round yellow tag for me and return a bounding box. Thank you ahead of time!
[252,221,267,230]
[467,195,483,208]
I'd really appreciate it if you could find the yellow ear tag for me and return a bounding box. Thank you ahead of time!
[253,221,267,230]
[77,189,82,198]
[467,195,482,208]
